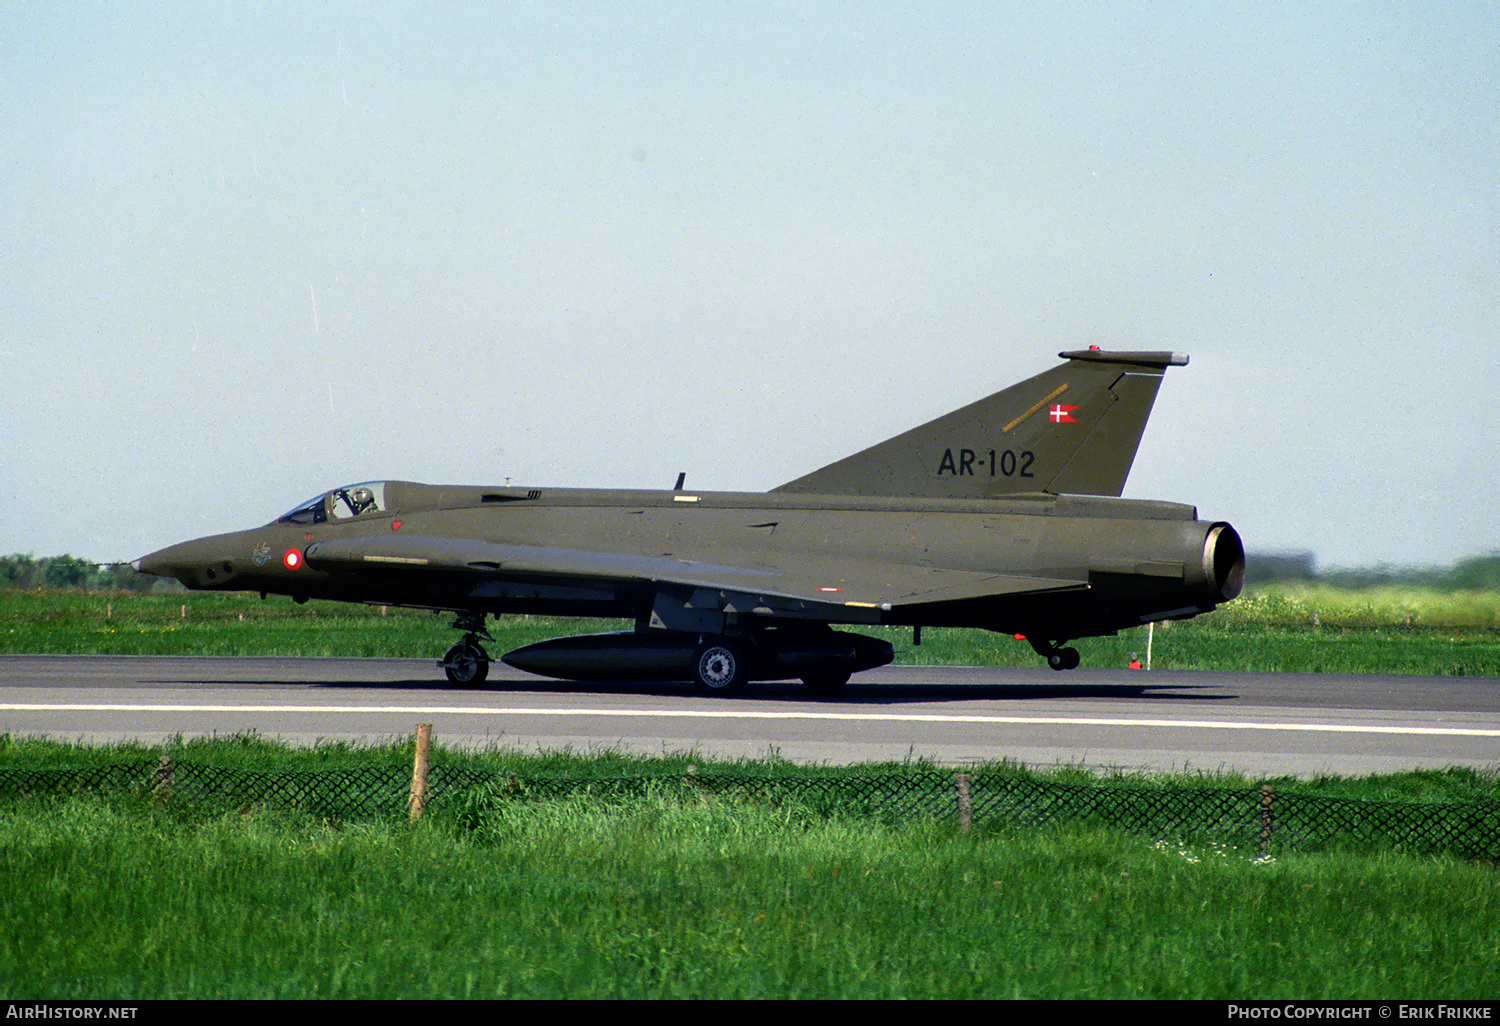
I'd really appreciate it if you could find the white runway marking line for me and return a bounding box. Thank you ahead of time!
[4,703,1499,738]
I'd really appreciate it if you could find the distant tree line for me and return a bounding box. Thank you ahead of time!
[1246,551,1500,591]
[0,554,178,593]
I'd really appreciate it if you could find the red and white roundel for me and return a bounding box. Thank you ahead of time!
[282,548,304,571]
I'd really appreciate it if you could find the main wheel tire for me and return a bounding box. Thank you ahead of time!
[443,640,490,686]
[693,640,747,696]
[801,671,850,694]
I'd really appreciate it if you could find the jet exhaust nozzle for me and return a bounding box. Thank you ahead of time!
[1202,522,1245,603]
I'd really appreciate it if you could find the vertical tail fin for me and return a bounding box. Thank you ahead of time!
[772,349,1188,499]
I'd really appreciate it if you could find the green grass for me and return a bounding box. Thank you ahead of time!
[0,590,626,660]
[2,787,1496,999]
[6,734,1497,802]
[5,579,1496,998]
[6,586,1498,675]
[3,738,1495,999]
[1227,581,1500,629]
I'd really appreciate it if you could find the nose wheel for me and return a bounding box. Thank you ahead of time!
[438,636,492,684]
[440,637,490,686]
[440,612,492,686]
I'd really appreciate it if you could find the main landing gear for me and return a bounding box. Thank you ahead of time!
[693,638,748,696]
[440,612,492,686]
[689,629,865,696]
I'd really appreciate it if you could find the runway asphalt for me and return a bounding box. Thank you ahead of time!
[2,655,1496,777]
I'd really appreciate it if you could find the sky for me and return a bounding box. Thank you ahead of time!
[2,1,1496,571]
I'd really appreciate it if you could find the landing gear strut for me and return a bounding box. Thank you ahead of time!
[440,612,492,687]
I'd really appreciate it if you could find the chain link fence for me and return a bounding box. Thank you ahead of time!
[2,760,1495,861]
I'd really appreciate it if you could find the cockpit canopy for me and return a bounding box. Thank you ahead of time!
[278,481,389,525]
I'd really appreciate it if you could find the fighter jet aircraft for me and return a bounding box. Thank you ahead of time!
[136,349,1243,694]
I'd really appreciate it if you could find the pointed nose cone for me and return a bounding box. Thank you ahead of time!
[134,545,176,580]
[135,535,247,589]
